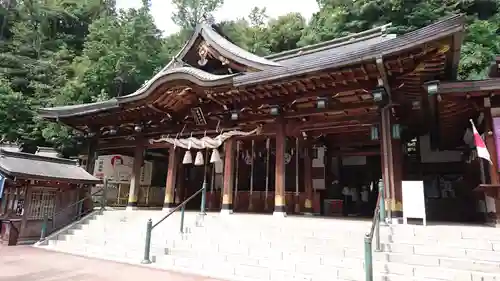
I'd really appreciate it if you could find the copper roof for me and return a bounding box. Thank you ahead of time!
[0,149,101,184]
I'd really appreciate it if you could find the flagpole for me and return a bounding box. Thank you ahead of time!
[470,119,490,221]
[479,159,487,184]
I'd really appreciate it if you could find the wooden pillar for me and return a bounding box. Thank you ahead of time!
[484,100,500,185]
[304,145,314,214]
[381,107,404,222]
[221,139,235,214]
[20,183,31,238]
[126,140,144,211]
[175,162,186,203]
[274,120,286,217]
[483,98,500,223]
[163,146,179,211]
[390,136,403,219]
[380,107,393,220]
[85,137,98,174]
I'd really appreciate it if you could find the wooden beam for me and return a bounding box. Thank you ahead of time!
[98,101,379,140]
[376,56,392,100]
[217,80,378,107]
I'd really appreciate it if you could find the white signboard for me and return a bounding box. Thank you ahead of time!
[402,180,427,226]
[93,154,153,185]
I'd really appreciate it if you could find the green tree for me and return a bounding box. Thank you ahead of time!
[0,79,35,143]
[61,0,163,105]
[171,0,224,30]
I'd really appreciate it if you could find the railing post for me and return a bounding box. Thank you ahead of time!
[378,181,386,223]
[141,219,152,264]
[199,180,207,215]
[40,212,48,241]
[364,234,373,281]
[180,205,185,233]
[101,177,108,210]
[375,216,381,252]
[77,201,83,219]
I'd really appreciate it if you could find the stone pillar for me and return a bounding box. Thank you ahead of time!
[303,145,314,214]
[163,146,179,212]
[274,120,286,217]
[221,139,235,215]
[126,140,144,211]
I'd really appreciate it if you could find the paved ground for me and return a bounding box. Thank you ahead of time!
[0,246,223,281]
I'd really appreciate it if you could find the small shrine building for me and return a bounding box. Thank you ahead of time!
[38,14,500,224]
[0,148,100,245]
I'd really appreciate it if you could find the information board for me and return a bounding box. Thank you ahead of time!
[402,180,427,226]
[93,154,153,185]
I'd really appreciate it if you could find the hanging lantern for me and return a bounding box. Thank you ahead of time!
[370,126,379,140]
[194,151,204,166]
[210,148,221,163]
[182,150,193,164]
[392,124,401,139]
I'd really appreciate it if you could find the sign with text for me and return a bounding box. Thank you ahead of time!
[93,154,152,185]
[402,180,427,226]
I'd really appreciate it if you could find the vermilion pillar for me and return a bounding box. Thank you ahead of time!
[274,120,286,217]
[127,139,144,211]
[221,139,235,214]
[163,146,179,211]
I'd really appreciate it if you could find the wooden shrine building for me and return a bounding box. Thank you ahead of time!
[0,149,101,245]
[38,14,500,223]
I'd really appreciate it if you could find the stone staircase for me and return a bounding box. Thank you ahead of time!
[35,209,500,281]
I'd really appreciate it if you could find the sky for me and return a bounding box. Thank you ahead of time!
[115,0,319,35]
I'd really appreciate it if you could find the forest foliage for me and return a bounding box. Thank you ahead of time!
[0,0,499,155]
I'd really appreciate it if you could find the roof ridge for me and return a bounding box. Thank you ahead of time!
[266,23,393,61]
[0,149,78,166]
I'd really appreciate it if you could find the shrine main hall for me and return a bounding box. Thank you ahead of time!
[39,14,500,224]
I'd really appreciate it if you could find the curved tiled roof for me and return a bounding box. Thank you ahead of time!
[117,66,236,103]
[234,14,465,86]
[38,15,465,120]
[173,24,280,71]
[266,23,393,62]
[39,66,235,119]
[200,25,281,69]
[38,99,119,119]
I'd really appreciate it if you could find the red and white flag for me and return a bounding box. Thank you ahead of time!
[470,119,492,165]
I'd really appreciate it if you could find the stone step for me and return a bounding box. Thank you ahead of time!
[37,211,500,281]
[50,235,169,250]
[47,239,164,259]
[165,238,500,272]
[154,251,500,281]
[178,226,500,256]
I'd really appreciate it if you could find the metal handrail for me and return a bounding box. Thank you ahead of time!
[364,181,386,281]
[39,178,108,241]
[141,184,207,264]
